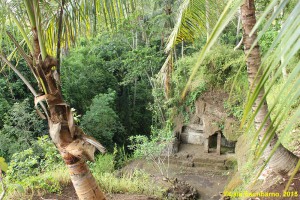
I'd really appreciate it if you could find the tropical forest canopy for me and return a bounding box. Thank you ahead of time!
[0,0,299,199]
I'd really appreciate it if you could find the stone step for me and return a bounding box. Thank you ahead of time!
[167,163,229,176]
[167,155,226,164]
[165,158,228,171]
[193,162,227,170]
[192,157,225,164]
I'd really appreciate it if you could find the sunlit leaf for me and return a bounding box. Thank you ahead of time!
[0,157,8,172]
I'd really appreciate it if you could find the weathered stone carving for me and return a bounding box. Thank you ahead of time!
[175,98,238,154]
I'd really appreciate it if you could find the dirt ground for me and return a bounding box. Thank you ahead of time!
[121,144,234,200]
[33,144,234,200]
[33,184,157,200]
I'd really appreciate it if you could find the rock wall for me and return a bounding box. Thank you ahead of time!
[173,95,239,153]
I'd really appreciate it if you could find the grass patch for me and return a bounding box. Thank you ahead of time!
[224,172,243,192]
[2,154,165,200]
[96,170,164,197]
[4,166,69,200]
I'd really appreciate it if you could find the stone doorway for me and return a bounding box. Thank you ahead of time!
[204,131,235,155]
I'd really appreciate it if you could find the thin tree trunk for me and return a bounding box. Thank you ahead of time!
[281,59,287,80]
[236,8,241,45]
[160,32,164,50]
[173,48,177,63]
[56,0,64,75]
[132,30,135,49]
[181,40,184,58]
[135,31,138,48]
[93,0,97,36]
[240,0,298,174]
[133,78,137,108]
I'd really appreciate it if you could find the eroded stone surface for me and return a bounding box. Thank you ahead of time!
[175,93,238,154]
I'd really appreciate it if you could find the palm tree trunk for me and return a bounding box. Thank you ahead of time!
[35,46,106,200]
[27,2,107,198]
[35,50,106,200]
[61,151,106,199]
[240,0,298,174]
[39,57,106,200]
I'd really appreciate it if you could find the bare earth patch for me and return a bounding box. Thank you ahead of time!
[33,143,233,200]
[33,184,157,200]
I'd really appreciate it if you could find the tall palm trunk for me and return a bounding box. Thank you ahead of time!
[24,1,107,199]
[240,0,298,174]
[32,30,106,200]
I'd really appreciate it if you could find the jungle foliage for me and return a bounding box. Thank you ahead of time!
[0,0,299,199]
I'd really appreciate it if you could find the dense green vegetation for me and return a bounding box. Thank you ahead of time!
[1,136,163,199]
[60,34,164,151]
[0,0,299,199]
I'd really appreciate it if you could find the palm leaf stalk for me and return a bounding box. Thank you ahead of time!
[161,0,207,99]
[240,0,298,175]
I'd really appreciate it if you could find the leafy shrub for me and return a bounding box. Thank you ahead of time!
[3,136,63,196]
[129,125,174,177]
[6,135,62,182]
[113,145,131,169]
[6,148,40,181]
[19,174,61,193]
[259,28,278,55]
[96,170,164,197]
[0,157,8,172]
[89,154,115,174]
[81,90,125,151]
[32,135,63,171]
[0,95,9,128]
[224,100,244,120]
[0,99,47,160]
[5,169,66,198]
[202,45,246,88]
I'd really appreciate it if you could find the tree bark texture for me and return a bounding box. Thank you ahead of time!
[240,0,298,174]
[31,23,106,200]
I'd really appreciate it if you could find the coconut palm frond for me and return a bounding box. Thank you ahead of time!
[242,0,300,145]
[180,0,242,100]
[165,0,207,53]
[233,0,300,187]
[160,0,226,99]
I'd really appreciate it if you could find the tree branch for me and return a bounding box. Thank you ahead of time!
[0,54,49,119]
[56,0,65,74]
[234,36,243,51]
